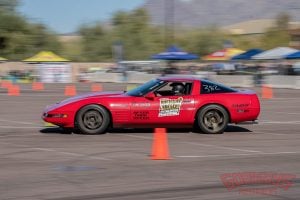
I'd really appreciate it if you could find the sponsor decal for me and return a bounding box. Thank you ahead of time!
[232,104,249,108]
[159,97,183,117]
[233,104,250,113]
[110,103,127,107]
[132,103,150,107]
[220,172,296,196]
[237,109,249,113]
[202,84,220,93]
[133,111,149,120]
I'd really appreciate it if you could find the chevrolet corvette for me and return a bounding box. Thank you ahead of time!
[42,76,260,134]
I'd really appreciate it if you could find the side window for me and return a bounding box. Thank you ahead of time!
[155,82,193,96]
[155,82,173,96]
[201,80,237,94]
[185,82,193,95]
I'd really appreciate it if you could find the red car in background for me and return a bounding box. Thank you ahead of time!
[42,76,260,134]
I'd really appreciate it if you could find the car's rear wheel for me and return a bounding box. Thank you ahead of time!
[197,104,228,134]
[76,105,110,135]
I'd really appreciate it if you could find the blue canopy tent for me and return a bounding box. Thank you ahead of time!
[285,51,300,59]
[151,45,199,60]
[231,49,264,60]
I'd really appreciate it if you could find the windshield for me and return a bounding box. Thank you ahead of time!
[126,79,165,96]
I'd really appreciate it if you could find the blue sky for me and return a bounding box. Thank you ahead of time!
[18,0,145,34]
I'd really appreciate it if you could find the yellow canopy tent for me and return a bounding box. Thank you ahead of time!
[23,51,71,83]
[23,51,69,62]
[203,48,245,61]
[0,57,7,61]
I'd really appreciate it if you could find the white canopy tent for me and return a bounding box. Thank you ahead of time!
[252,47,298,60]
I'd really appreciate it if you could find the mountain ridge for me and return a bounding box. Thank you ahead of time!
[144,0,300,27]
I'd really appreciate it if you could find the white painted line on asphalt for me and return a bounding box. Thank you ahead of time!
[119,134,261,153]
[0,142,111,161]
[0,133,47,138]
[33,147,56,152]
[253,131,287,136]
[117,134,152,140]
[0,126,44,129]
[270,98,300,100]
[0,118,40,125]
[259,120,300,125]
[273,112,300,115]
[182,142,261,153]
[0,132,48,138]
[176,151,299,158]
[57,151,86,157]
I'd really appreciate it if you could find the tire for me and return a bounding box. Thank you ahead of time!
[76,105,110,135]
[197,104,229,134]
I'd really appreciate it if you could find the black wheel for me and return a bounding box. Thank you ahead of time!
[197,104,229,134]
[76,105,110,135]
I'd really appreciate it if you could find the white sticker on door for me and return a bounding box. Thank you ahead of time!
[159,97,183,117]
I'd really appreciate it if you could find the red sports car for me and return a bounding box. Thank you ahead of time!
[42,76,260,134]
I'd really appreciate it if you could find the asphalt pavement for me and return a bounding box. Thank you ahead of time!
[0,83,299,200]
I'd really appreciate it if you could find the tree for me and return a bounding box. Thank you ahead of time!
[261,30,290,49]
[276,12,290,31]
[111,8,164,60]
[176,27,224,56]
[261,13,291,49]
[0,0,62,59]
[79,24,112,61]
[0,0,19,13]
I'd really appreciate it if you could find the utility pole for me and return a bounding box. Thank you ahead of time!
[164,0,175,48]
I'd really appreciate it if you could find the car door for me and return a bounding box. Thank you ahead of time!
[130,96,157,124]
[155,94,195,124]
[130,82,195,125]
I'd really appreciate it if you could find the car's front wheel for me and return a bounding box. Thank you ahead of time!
[76,105,110,135]
[197,104,229,134]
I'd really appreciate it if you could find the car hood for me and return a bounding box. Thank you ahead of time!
[46,91,125,111]
[62,91,124,103]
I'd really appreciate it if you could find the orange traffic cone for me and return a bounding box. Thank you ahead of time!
[32,82,44,91]
[91,83,102,92]
[1,80,12,89]
[262,84,273,99]
[8,85,20,96]
[1,80,7,88]
[151,128,170,160]
[64,85,77,96]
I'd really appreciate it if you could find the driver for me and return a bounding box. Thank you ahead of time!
[170,82,185,95]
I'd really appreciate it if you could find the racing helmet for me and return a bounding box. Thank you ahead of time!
[170,82,185,95]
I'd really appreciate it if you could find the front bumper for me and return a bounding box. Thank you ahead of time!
[42,111,74,127]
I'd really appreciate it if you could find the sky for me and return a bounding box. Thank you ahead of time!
[18,0,145,34]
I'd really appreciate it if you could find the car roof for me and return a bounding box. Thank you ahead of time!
[158,75,199,82]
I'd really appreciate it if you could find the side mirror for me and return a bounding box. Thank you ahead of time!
[144,92,155,100]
